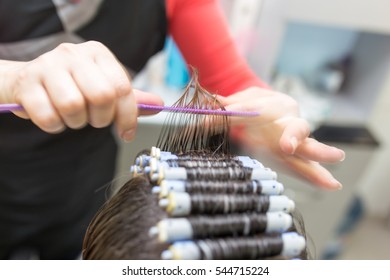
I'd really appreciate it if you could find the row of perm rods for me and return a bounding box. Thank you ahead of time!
[149,212,293,243]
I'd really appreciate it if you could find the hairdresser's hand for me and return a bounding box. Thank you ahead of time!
[0,41,163,141]
[218,87,345,190]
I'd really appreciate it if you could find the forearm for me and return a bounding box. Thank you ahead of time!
[167,0,268,96]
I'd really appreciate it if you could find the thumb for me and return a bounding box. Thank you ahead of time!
[223,103,260,126]
[133,89,164,116]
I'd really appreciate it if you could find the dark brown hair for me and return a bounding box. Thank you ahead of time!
[83,176,168,259]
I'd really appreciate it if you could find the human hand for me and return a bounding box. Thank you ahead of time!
[0,41,163,141]
[217,87,345,190]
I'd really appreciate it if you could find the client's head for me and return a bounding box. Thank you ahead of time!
[82,150,308,260]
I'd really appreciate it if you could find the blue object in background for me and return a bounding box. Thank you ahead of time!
[165,37,190,89]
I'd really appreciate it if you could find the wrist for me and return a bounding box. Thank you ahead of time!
[0,60,24,103]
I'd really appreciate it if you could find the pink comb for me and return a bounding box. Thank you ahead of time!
[0,103,259,117]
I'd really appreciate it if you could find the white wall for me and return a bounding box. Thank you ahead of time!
[220,0,288,82]
[287,0,390,34]
[276,23,358,76]
[358,60,390,218]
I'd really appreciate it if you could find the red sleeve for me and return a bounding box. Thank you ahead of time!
[166,0,269,96]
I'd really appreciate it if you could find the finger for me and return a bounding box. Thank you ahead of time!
[133,89,164,116]
[295,138,346,163]
[93,48,132,97]
[283,156,342,190]
[43,70,88,129]
[221,89,299,125]
[20,85,65,133]
[279,118,311,154]
[86,102,116,128]
[115,89,137,142]
[71,58,116,128]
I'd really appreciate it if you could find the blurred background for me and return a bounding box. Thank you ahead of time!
[115,0,390,259]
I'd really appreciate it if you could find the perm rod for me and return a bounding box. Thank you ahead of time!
[153,179,284,197]
[158,192,295,216]
[161,232,306,260]
[137,148,264,169]
[149,212,293,243]
[149,160,276,183]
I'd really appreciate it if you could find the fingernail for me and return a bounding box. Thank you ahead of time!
[289,137,298,154]
[121,129,135,142]
[332,178,343,190]
[339,150,346,162]
[47,123,66,133]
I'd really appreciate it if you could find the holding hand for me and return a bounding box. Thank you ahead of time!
[0,41,163,141]
[218,87,345,190]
